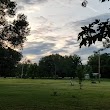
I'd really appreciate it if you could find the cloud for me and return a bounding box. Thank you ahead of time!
[16,4,41,14]
[75,46,98,55]
[66,13,110,32]
[23,42,55,55]
[74,46,99,64]
[15,0,48,14]
[17,5,24,11]
[17,0,110,64]
[16,0,48,5]
[26,13,110,64]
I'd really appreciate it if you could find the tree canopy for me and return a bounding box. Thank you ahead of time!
[0,0,29,49]
[38,54,81,78]
[78,19,110,47]
[0,0,30,77]
[79,0,110,48]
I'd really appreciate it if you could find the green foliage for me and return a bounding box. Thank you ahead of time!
[76,66,84,81]
[16,61,39,79]
[0,46,22,77]
[28,63,38,79]
[80,0,110,47]
[38,54,81,78]
[15,54,81,79]
[76,65,84,89]
[78,19,110,47]
[0,0,30,77]
[88,53,110,78]
[0,0,29,48]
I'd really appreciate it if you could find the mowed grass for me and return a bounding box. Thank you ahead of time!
[0,79,110,110]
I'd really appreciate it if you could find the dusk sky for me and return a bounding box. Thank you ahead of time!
[14,0,110,64]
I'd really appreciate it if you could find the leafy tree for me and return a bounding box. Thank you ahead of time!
[0,46,22,77]
[78,19,110,47]
[15,60,31,78]
[63,55,81,78]
[38,54,81,79]
[0,0,30,77]
[39,55,54,78]
[88,53,110,78]
[76,65,84,89]
[38,54,63,78]
[27,63,38,79]
[79,0,110,47]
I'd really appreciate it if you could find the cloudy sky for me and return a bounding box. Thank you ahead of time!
[14,0,110,64]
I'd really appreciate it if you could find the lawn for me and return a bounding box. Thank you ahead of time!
[0,78,110,110]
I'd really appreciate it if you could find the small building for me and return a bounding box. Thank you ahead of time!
[92,73,99,77]
[84,74,90,79]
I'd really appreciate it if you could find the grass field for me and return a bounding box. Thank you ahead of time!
[0,79,110,110]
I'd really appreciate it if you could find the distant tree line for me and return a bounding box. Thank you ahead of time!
[17,53,110,79]
[0,53,109,79]
[16,54,82,79]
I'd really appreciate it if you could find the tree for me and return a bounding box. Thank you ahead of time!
[0,46,22,77]
[0,0,30,77]
[88,53,110,78]
[78,19,110,48]
[79,0,110,47]
[27,63,38,79]
[63,55,81,78]
[38,54,82,79]
[38,54,63,78]
[76,65,84,89]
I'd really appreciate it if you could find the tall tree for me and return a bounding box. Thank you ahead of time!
[0,0,30,77]
[38,54,63,78]
[63,55,81,78]
[38,54,81,78]
[0,46,22,77]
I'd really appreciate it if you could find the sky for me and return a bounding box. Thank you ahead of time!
[14,0,110,64]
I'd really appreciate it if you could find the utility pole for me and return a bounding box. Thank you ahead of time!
[94,49,102,83]
[98,51,101,83]
[94,47,109,83]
